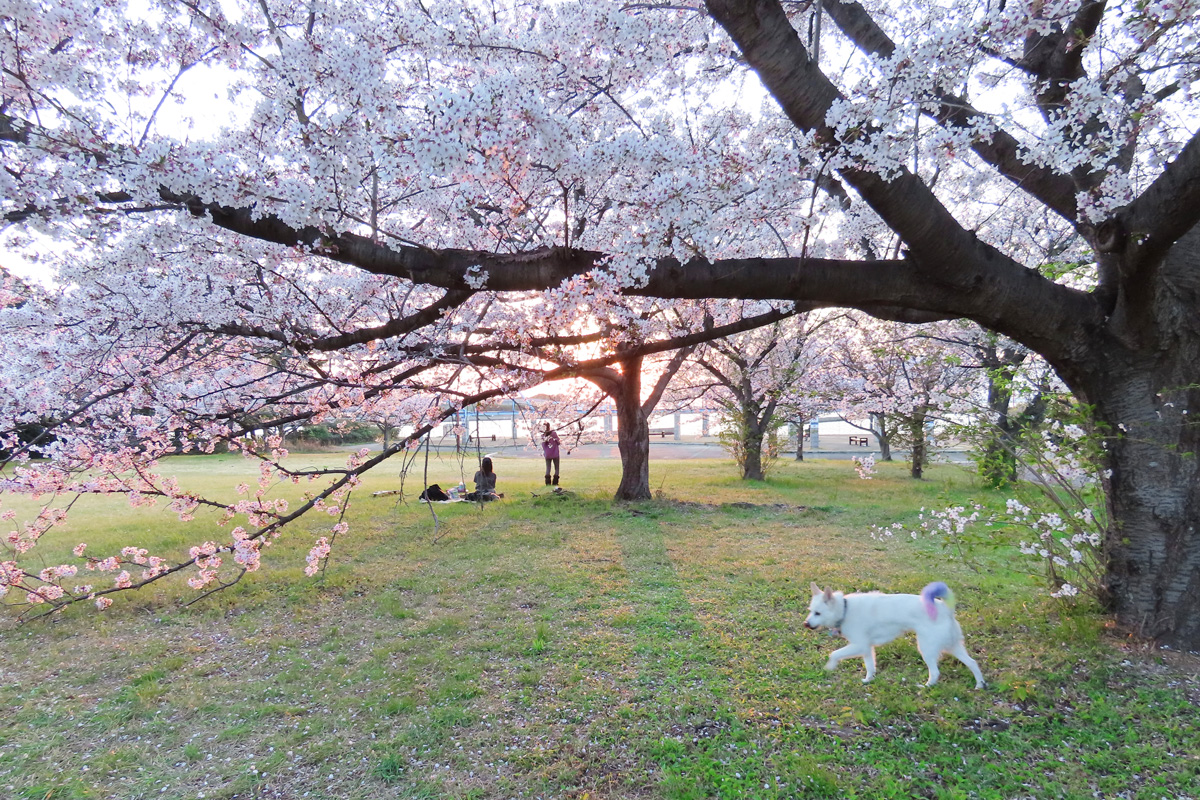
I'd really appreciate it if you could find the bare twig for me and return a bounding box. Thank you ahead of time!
[319,493,352,581]
[183,568,247,607]
[422,430,440,539]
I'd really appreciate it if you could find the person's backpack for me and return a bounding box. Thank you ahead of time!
[419,484,450,501]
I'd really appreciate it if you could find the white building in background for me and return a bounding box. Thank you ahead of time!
[398,402,878,450]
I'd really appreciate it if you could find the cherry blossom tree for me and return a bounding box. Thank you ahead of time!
[829,316,979,479]
[491,298,795,498]
[3,0,1200,644]
[674,309,829,479]
[940,330,1058,489]
[705,0,1200,646]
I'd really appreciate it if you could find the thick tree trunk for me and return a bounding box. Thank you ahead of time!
[871,412,893,461]
[742,419,766,480]
[613,359,652,501]
[795,422,805,461]
[909,410,926,480]
[614,410,651,500]
[586,351,689,502]
[1092,367,1200,646]
[1065,224,1200,647]
[980,365,1020,488]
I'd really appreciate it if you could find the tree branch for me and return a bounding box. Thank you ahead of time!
[2,91,1099,372]
[702,0,1099,362]
[643,343,695,415]
[1121,130,1200,271]
[818,0,1078,221]
[207,289,475,352]
[1020,1,1107,121]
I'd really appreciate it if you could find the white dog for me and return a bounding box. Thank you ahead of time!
[805,581,985,688]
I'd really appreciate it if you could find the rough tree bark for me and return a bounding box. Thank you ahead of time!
[908,409,927,480]
[870,412,892,462]
[740,405,768,481]
[581,347,694,501]
[1057,225,1200,643]
[612,356,652,501]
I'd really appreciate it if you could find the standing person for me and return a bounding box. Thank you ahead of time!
[541,423,561,486]
[468,456,499,501]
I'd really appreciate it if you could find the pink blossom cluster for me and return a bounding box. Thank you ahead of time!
[852,455,876,480]
[232,530,263,572]
[876,494,1104,603]
[4,506,69,554]
[0,560,25,599]
[304,537,332,577]
[0,539,172,611]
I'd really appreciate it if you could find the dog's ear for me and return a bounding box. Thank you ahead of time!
[823,587,834,602]
[810,581,823,596]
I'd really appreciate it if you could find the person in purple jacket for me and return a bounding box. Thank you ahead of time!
[541,422,561,486]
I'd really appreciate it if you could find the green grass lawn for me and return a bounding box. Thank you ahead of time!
[1,453,1197,799]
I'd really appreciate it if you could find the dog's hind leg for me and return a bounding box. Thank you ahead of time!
[949,641,986,689]
[916,635,943,686]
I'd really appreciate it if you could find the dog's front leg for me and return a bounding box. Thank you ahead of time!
[825,642,873,681]
[861,646,877,683]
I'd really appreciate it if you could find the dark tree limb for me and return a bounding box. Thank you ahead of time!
[818,0,1078,221]
[1120,130,1200,272]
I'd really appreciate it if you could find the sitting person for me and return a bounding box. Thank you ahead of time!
[418,483,450,501]
[466,457,500,502]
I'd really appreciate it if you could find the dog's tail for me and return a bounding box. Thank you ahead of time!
[921,581,956,620]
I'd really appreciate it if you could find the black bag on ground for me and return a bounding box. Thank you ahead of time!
[419,484,450,501]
